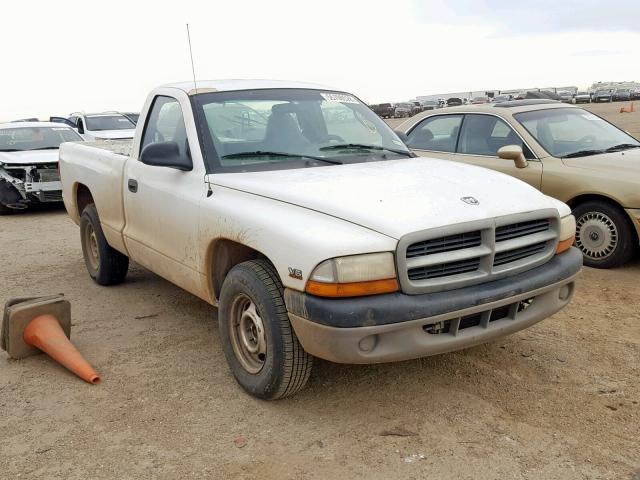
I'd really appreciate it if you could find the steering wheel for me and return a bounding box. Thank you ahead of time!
[577,134,596,145]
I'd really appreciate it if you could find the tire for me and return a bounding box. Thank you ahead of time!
[219,259,312,399]
[0,203,13,215]
[573,201,635,269]
[79,203,129,285]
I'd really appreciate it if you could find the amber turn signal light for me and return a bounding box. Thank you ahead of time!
[556,236,575,254]
[306,278,399,298]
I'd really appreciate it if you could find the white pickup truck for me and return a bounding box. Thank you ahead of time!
[59,80,582,399]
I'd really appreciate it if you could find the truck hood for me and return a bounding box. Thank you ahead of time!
[562,149,640,176]
[208,158,564,239]
[88,129,136,140]
[0,149,59,165]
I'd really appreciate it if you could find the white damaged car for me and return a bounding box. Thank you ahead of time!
[0,122,83,214]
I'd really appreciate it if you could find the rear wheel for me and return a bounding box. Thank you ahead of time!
[573,201,635,268]
[80,203,129,285]
[219,259,312,399]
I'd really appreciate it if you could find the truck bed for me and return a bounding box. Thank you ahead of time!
[80,139,132,157]
[59,140,131,254]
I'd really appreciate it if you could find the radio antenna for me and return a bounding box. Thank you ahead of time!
[186,23,198,94]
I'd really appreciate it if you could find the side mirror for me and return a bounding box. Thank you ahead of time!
[140,141,192,171]
[394,130,409,143]
[498,145,528,168]
[77,122,84,134]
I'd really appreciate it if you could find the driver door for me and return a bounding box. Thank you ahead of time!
[122,94,207,299]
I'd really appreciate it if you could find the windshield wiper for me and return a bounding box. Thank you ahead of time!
[27,146,59,151]
[603,143,640,153]
[221,150,342,165]
[319,143,413,157]
[562,149,604,159]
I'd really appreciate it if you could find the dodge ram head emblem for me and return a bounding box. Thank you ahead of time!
[461,196,479,205]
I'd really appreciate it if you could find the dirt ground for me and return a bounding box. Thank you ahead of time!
[1,102,639,480]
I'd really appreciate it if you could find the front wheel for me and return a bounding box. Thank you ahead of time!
[80,203,129,285]
[573,201,635,268]
[219,259,312,399]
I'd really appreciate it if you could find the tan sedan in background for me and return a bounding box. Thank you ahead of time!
[397,100,640,268]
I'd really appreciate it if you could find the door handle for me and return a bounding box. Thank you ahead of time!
[128,179,138,193]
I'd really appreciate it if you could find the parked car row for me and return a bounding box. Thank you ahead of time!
[0,111,139,214]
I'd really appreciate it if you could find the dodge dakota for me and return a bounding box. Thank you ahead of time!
[59,80,582,399]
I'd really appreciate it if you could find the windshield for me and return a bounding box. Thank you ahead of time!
[85,115,135,131]
[0,126,83,152]
[193,89,410,173]
[515,108,640,158]
[596,90,610,95]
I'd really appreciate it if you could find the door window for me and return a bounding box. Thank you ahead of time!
[458,114,533,158]
[406,115,463,152]
[141,96,190,161]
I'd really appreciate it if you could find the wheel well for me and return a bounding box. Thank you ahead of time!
[567,193,638,242]
[209,239,265,301]
[75,184,94,217]
[567,194,623,211]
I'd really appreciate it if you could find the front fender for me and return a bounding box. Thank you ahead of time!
[198,185,398,297]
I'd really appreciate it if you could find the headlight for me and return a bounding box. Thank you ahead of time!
[556,214,576,254]
[306,252,399,297]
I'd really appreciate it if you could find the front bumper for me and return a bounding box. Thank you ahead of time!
[285,247,582,364]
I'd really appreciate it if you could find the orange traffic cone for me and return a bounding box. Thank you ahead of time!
[23,314,101,384]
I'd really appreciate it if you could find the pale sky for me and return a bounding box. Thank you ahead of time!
[2,0,639,120]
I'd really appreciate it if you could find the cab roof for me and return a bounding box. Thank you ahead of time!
[161,79,336,95]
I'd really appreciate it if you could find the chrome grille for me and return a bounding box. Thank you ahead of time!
[493,241,547,267]
[495,219,550,242]
[408,257,481,281]
[397,210,559,294]
[406,231,481,258]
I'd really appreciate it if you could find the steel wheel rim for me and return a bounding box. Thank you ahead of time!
[575,211,618,260]
[84,223,100,271]
[229,293,266,374]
